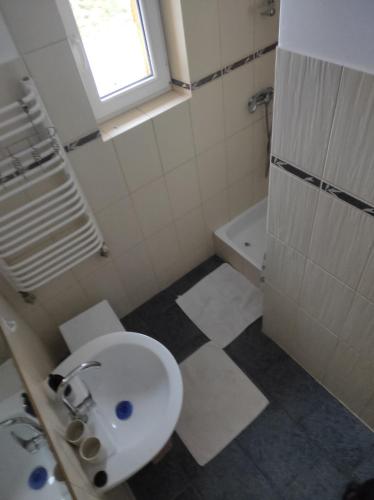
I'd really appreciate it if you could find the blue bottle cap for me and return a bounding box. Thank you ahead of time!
[115,400,133,420]
[28,466,48,490]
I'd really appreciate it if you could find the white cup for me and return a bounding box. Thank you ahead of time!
[65,419,88,446]
[79,436,106,464]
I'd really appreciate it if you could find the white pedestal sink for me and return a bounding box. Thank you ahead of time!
[53,331,183,492]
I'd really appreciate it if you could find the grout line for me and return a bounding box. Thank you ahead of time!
[319,66,344,182]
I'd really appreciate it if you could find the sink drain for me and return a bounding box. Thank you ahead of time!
[244,242,251,247]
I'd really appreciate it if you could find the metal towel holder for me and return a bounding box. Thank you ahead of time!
[0,77,107,303]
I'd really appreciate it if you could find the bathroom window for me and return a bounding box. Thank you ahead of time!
[57,0,170,122]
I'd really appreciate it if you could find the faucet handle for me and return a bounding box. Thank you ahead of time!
[57,361,102,422]
[10,431,44,454]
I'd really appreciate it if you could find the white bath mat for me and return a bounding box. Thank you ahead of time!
[176,263,263,348]
[176,342,268,465]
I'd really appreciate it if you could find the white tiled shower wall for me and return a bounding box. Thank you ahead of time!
[264,48,374,429]
[0,0,278,360]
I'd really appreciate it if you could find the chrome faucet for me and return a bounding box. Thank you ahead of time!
[57,361,101,422]
[248,87,274,114]
[0,416,45,454]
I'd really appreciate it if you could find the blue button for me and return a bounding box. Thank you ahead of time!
[115,401,133,420]
[28,466,48,490]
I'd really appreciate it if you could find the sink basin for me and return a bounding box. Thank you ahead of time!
[54,331,183,491]
[0,392,70,500]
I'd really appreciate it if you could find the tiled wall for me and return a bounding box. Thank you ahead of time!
[264,47,374,429]
[0,0,278,360]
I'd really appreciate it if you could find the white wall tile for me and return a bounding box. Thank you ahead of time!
[272,49,342,177]
[42,282,90,326]
[113,242,154,291]
[165,158,201,218]
[324,67,374,204]
[0,0,66,54]
[293,308,338,381]
[309,191,374,288]
[0,58,29,108]
[146,223,182,269]
[132,177,173,237]
[17,303,64,355]
[181,0,221,81]
[358,247,374,302]
[78,260,132,319]
[252,165,268,204]
[265,234,305,301]
[253,0,279,50]
[113,242,160,311]
[323,342,374,415]
[190,79,225,154]
[226,125,254,184]
[218,0,254,66]
[175,206,210,256]
[228,172,255,218]
[341,293,374,364]
[145,223,184,287]
[197,142,227,201]
[203,189,230,232]
[113,121,163,192]
[153,102,195,173]
[70,139,127,213]
[299,260,354,336]
[223,62,256,137]
[96,196,143,257]
[252,117,268,172]
[35,271,78,303]
[263,283,297,353]
[24,40,96,143]
[254,50,276,92]
[267,166,319,254]
[184,241,215,274]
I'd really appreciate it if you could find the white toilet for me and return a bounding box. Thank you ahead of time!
[59,300,126,353]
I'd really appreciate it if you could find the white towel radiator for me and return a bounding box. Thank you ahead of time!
[0,78,106,302]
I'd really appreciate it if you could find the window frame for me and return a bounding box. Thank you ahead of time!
[56,0,171,123]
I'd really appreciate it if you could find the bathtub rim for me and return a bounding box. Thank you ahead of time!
[214,197,267,271]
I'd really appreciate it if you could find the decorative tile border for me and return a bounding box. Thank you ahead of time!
[271,155,374,218]
[64,129,101,153]
[321,182,374,215]
[61,42,278,154]
[173,42,278,91]
[271,156,321,188]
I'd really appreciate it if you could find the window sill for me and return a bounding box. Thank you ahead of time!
[99,87,191,142]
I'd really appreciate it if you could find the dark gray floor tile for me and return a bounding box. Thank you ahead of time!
[225,318,287,389]
[174,485,202,500]
[300,397,374,474]
[144,303,209,362]
[128,434,200,500]
[286,456,349,500]
[192,441,282,500]
[236,404,322,490]
[121,309,150,334]
[259,355,332,422]
[352,449,374,483]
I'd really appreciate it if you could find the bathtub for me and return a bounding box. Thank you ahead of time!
[214,198,267,286]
